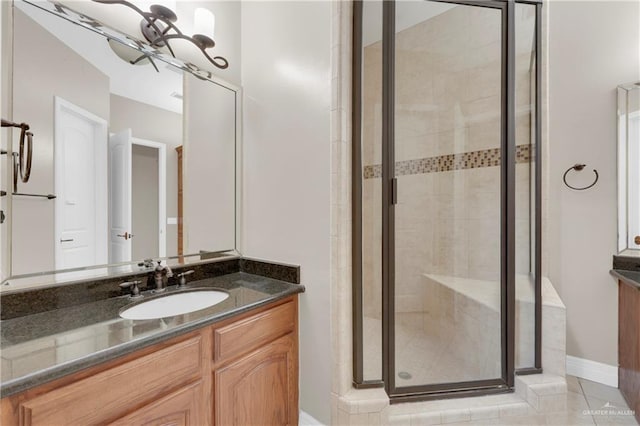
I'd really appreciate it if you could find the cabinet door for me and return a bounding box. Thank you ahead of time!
[110,380,204,426]
[619,281,640,423]
[214,333,298,426]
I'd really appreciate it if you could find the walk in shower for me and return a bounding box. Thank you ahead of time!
[352,0,542,401]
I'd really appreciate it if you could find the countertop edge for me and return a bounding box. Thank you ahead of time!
[0,285,304,398]
[610,269,640,290]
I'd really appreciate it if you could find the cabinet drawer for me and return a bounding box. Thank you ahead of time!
[18,334,203,426]
[109,380,204,426]
[214,301,295,362]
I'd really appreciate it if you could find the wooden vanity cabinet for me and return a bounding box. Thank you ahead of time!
[618,281,640,424]
[215,334,297,426]
[0,331,211,426]
[0,296,298,426]
[212,301,298,426]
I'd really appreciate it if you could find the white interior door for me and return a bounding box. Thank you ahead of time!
[54,97,108,270]
[109,129,132,263]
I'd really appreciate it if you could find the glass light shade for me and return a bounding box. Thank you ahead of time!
[194,8,215,39]
[108,39,150,66]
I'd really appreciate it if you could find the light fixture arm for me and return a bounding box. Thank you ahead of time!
[92,0,228,70]
[130,51,160,72]
[161,34,229,70]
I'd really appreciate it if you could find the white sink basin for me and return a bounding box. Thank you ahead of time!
[120,290,229,320]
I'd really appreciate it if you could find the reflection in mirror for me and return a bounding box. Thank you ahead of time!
[618,82,640,253]
[5,1,238,281]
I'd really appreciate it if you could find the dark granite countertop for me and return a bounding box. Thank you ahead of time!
[0,272,304,397]
[611,269,640,290]
[611,253,640,289]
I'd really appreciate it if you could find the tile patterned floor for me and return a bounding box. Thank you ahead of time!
[444,375,639,426]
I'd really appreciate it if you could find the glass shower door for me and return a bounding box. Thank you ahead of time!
[390,0,508,394]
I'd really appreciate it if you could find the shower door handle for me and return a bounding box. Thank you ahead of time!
[391,177,398,205]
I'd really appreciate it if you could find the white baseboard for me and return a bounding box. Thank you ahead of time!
[299,410,325,426]
[566,355,618,388]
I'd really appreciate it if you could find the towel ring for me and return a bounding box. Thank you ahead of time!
[563,164,598,191]
[2,119,33,188]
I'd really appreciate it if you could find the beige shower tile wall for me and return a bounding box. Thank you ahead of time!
[362,177,382,319]
[362,39,383,319]
[362,4,537,317]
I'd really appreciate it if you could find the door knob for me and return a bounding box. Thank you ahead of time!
[634,236,640,246]
[117,232,134,240]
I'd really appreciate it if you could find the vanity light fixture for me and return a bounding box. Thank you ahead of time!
[92,0,229,70]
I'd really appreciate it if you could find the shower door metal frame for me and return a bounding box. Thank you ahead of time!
[351,0,544,401]
[384,0,514,401]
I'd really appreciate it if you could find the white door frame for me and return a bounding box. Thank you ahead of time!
[54,96,108,269]
[131,137,167,257]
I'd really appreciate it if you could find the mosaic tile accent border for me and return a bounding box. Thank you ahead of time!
[363,144,532,179]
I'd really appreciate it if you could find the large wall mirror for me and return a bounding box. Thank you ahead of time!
[618,82,640,253]
[1,0,240,285]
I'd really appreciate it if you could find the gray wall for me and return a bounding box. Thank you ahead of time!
[241,2,332,422]
[11,9,110,275]
[548,0,640,368]
[132,145,159,260]
[183,74,235,254]
[110,94,181,257]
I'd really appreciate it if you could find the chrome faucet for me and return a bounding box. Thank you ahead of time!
[153,261,173,292]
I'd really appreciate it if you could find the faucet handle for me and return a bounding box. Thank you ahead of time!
[177,270,195,287]
[120,280,142,298]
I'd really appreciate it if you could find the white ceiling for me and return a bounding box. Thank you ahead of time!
[17,0,183,114]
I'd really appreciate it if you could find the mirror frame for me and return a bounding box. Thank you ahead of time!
[0,0,243,289]
[617,81,640,254]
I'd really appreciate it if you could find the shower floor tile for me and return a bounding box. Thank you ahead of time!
[363,314,501,386]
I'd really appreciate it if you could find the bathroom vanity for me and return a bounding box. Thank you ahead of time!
[611,256,640,424]
[0,2,304,423]
[1,297,298,426]
[0,259,303,426]
[613,82,640,422]
[617,277,640,424]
